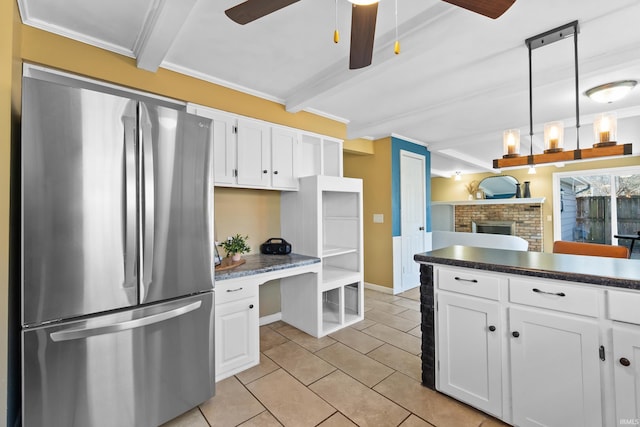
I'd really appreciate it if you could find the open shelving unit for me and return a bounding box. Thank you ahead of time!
[280,175,364,337]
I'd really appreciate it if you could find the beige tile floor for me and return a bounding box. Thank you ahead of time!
[162,287,508,427]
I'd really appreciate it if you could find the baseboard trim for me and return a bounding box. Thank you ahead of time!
[259,312,282,326]
[364,282,394,294]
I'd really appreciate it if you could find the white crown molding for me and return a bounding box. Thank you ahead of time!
[391,133,429,148]
[161,61,287,104]
[303,107,349,124]
[19,16,135,59]
[162,62,349,125]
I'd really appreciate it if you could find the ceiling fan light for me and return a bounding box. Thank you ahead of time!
[585,80,637,103]
[348,0,379,5]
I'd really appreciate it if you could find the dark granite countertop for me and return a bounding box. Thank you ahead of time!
[215,253,320,281]
[414,245,640,290]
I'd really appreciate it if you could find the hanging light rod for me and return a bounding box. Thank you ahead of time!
[493,21,633,170]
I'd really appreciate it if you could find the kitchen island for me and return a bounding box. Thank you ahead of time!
[414,245,640,427]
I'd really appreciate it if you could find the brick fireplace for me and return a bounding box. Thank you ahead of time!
[454,201,544,251]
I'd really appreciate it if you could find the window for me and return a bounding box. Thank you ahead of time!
[553,166,640,257]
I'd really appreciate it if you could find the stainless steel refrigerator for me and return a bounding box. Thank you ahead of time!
[20,76,215,427]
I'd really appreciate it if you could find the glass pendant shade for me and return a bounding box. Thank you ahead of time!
[502,129,520,158]
[593,112,617,147]
[543,121,564,153]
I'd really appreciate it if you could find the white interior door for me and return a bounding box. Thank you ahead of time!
[400,150,426,292]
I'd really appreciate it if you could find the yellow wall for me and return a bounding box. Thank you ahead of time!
[214,188,282,316]
[344,138,394,288]
[431,156,640,253]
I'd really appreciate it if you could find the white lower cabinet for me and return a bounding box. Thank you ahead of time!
[435,266,609,426]
[215,282,259,382]
[509,307,602,427]
[612,323,640,422]
[437,292,502,417]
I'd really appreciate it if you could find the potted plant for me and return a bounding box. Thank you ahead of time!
[218,234,250,262]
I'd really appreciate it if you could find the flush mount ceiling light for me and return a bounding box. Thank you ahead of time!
[585,80,638,103]
[493,21,632,170]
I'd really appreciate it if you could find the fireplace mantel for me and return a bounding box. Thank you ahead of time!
[432,197,545,206]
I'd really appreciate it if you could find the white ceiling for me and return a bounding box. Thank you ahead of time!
[18,0,640,176]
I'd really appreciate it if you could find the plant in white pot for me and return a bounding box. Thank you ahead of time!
[218,234,250,262]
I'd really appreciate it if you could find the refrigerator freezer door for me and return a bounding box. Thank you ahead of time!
[139,105,214,303]
[22,292,215,427]
[21,78,138,326]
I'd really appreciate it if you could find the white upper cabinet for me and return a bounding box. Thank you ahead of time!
[208,111,237,185]
[271,127,299,190]
[187,103,342,191]
[236,118,271,188]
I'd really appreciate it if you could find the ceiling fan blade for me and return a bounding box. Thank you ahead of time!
[442,0,516,19]
[225,0,301,25]
[349,3,378,70]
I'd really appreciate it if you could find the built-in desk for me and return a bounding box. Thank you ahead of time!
[214,253,320,381]
[215,253,321,284]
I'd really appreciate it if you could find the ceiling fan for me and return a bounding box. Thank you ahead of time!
[225,0,516,70]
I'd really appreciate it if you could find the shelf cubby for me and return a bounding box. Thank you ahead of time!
[281,175,364,337]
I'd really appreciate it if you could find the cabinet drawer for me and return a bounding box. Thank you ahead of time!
[437,267,501,300]
[509,278,599,317]
[608,290,640,325]
[216,280,258,305]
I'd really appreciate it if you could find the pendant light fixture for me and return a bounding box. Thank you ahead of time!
[493,21,632,170]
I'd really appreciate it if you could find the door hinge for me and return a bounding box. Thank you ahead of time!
[599,345,606,361]
[436,300,438,311]
[437,360,440,371]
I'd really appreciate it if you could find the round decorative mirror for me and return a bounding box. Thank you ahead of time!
[479,175,519,199]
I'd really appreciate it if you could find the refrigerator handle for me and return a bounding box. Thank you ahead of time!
[122,113,138,293]
[203,120,215,287]
[140,104,155,302]
[49,301,202,342]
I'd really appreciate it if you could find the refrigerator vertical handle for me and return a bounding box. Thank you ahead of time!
[122,112,138,294]
[140,104,155,303]
[203,120,215,287]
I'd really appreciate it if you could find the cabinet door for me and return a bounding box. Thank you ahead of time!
[510,307,602,427]
[271,128,298,190]
[215,295,259,381]
[189,107,236,185]
[236,118,270,187]
[613,324,640,422]
[437,292,502,417]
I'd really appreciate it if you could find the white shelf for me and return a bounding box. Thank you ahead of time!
[322,266,361,290]
[323,246,357,258]
[432,198,545,206]
[280,175,363,337]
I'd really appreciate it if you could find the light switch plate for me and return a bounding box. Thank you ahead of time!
[373,214,384,223]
